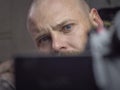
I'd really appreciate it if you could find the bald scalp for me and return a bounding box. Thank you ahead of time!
[78,0,90,13]
[29,0,90,15]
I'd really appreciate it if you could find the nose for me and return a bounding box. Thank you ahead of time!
[52,34,67,52]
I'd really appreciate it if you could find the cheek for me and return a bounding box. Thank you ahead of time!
[38,48,51,53]
[34,41,52,53]
[38,46,52,54]
[66,26,88,51]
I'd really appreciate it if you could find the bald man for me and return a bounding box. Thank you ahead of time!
[27,0,103,55]
[26,1,120,90]
[26,1,104,89]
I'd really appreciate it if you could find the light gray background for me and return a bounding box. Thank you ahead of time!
[0,0,120,61]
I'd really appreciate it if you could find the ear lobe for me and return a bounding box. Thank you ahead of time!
[89,8,103,29]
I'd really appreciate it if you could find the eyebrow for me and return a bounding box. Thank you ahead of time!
[52,19,76,30]
[35,34,48,42]
[34,29,49,40]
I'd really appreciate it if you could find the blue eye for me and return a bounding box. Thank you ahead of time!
[62,24,73,33]
[64,24,72,30]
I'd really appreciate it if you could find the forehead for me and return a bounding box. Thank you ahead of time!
[28,0,86,28]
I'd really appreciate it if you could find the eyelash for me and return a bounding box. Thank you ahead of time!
[62,24,74,33]
[37,35,51,44]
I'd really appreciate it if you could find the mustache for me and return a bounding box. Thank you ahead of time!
[38,51,80,56]
[51,51,81,56]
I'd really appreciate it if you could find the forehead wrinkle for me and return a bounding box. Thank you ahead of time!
[29,0,90,32]
[51,19,76,30]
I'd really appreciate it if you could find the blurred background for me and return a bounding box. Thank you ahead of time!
[0,0,120,61]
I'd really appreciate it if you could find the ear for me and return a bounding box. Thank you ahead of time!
[89,8,103,29]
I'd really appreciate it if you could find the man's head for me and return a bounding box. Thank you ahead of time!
[27,0,103,55]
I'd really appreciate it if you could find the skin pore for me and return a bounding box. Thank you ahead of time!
[27,0,103,55]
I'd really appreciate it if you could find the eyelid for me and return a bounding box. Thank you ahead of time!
[63,23,75,28]
[61,23,75,31]
[36,34,48,42]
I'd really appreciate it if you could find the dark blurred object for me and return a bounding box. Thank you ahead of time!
[98,7,120,28]
[15,55,98,90]
[106,11,120,57]
[98,7,120,22]
[110,27,120,56]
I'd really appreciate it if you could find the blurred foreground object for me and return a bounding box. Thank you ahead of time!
[0,60,15,90]
[15,54,98,90]
[90,11,120,90]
